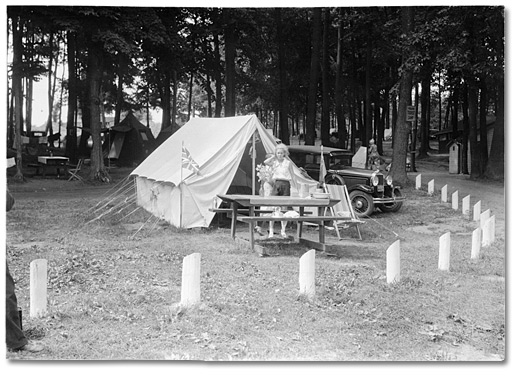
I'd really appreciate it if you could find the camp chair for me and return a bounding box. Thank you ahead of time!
[324,183,364,240]
[68,158,84,181]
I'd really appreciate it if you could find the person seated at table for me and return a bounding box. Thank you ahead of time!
[264,143,292,238]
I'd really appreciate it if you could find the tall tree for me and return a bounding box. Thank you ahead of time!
[10,12,25,181]
[390,6,415,184]
[334,10,347,149]
[305,8,321,146]
[65,31,78,161]
[224,9,237,117]
[276,8,290,144]
[320,8,331,146]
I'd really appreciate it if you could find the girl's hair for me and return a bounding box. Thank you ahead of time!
[275,143,289,157]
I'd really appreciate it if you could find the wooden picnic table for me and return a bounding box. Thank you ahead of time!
[36,156,69,178]
[217,194,346,252]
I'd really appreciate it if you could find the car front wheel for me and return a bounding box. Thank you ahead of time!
[379,188,403,213]
[350,190,374,217]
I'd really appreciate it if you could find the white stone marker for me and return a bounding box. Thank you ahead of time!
[180,253,201,307]
[30,259,48,318]
[482,219,492,247]
[416,174,422,190]
[452,191,459,210]
[473,201,481,222]
[428,180,435,195]
[482,216,496,247]
[441,185,448,203]
[471,228,481,259]
[299,249,316,297]
[438,232,451,271]
[480,209,491,229]
[462,195,471,216]
[489,215,496,243]
[386,240,401,284]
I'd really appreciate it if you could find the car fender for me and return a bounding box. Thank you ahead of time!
[325,173,346,185]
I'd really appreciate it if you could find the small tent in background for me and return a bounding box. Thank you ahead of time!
[131,115,317,228]
[103,113,156,166]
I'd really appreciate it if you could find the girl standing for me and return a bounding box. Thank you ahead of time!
[264,143,292,237]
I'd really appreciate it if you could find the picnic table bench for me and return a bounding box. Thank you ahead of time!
[217,194,360,252]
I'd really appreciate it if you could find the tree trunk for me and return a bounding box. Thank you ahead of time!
[87,40,109,182]
[224,10,236,117]
[305,8,321,146]
[206,72,213,118]
[276,8,289,144]
[114,54,125,127]
[46,32,55,138]
[12,14,24,181]
[335,13,346,149]
[418,63,431,158]
[390,6,414,185]
[478,80,489,168]
[25,77,33,134]
[365,35,372,145]
[451,84,459,137]
[467,76,480,179]
[320,8,331,146]
[213,31,222,118]
[161,68,171,130]
[65,31,78,161]
[461,83,470,174]
[187,71,193,121]
[484,79,504,180]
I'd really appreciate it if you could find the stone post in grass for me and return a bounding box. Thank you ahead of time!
[299,249,315,298]
[180,253,201,307]
[471,228,481,259]
[30,259,47,318]
[441,185,448,203]
[438,232,451,271]
[482,216,495,247]
[482,218,491,247]
[489,215,496,243]
[386,240,401,284]
[462,195,471,217]
[415,174,421,190]
[473,201,481,222]
[452,191,459,211]
[428,180,435,195]
[480,209,491,229]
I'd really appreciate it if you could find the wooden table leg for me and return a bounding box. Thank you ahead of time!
[249,206,255,250]
[231,202,238,239]
[297,207,304,239]
[318,207,325,244]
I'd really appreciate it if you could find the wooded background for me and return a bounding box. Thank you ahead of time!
[6,6,504,183]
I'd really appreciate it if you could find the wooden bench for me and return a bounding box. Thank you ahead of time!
[236,215,363,252]
[28,163,42,175]
[236,215,361,224]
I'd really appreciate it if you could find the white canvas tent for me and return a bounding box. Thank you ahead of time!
[130,115,317,228]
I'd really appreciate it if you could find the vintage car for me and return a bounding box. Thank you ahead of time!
[288,145,404,217]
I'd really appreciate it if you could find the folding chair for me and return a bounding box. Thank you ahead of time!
[68,158,84,181]
[324,183,364,240]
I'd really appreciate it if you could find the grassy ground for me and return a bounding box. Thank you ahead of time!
[5,168,505,361]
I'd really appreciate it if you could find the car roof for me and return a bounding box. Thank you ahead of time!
[288,145,353,155]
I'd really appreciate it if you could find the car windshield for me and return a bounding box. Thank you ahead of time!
[329,154,352,169]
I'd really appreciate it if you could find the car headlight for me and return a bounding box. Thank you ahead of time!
[371,174,379,186]
[385,175,393,185]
